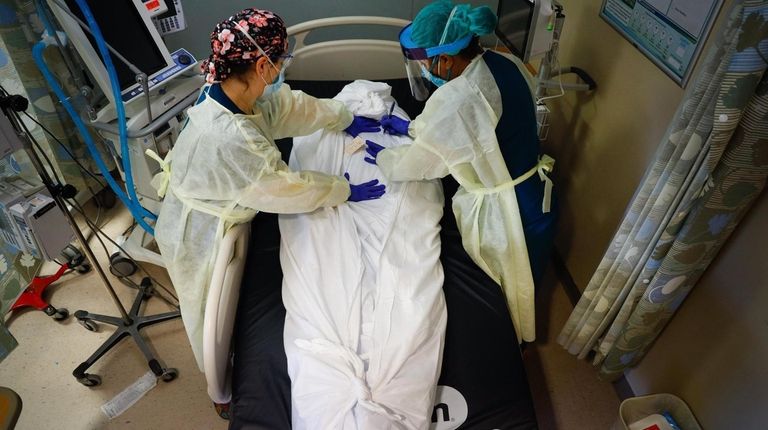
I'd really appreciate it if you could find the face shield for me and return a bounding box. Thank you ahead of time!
[398,9,474,101]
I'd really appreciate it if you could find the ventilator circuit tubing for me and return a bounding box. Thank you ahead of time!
[32,41,156,235]
[73,0,157,225]
[32,0,158,234]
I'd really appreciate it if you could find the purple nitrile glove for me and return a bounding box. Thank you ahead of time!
[364,140,385,165]
[345,173,386,202]
[344,115,381,137]
[380,114,410,136]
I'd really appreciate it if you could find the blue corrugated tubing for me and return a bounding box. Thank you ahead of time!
[73,0,157,225]
[33,40,155,235]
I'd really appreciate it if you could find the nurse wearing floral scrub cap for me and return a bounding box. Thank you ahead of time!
[151,8,385,373]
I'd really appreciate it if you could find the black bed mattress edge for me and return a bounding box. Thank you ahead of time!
[229,211,538,430]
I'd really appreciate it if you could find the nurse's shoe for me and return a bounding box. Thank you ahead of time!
[214,402,230,420]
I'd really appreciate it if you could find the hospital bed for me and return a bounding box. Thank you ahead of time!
[202,16,538,429]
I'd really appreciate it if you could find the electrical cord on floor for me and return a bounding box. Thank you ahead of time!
[71,204,180,309]
[113,276,179,309]
[121,221,137,238]
[68,199,179,307]
[70,200,179,309]
[92,202,103,231]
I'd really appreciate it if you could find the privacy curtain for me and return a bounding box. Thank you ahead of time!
[558,0,768,380]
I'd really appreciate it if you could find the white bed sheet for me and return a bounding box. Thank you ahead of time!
[280,80,447,429]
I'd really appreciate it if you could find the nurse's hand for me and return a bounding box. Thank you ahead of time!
[364,140,385,165]
[344,115,381,137]
[345,173,386,202]
[380,115,410,136]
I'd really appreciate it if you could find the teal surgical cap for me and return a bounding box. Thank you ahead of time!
[410,0,498,52]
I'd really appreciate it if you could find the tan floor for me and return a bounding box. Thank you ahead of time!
[525,268,622,429]
[0,206,226,430]
[0,207,619,429]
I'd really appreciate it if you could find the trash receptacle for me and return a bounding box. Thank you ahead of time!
[613,394,702,430]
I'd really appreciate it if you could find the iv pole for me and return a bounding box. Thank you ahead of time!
[0,94,180,387]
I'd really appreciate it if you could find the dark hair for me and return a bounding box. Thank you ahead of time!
[228,62,254,79]
[458,36,483,61]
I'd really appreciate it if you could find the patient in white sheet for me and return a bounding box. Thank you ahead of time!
[279,80,447,429]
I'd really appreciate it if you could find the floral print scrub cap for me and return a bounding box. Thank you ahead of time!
[201,8,287,83]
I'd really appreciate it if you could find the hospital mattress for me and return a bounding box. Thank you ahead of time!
[228,79,538,430]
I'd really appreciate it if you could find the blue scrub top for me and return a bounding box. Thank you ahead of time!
[485,50,558,283]
[482,50,551,227]
[200,83,246,115]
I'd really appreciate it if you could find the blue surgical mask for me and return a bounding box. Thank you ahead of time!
[262,67,285,97]
[419,61,450,88]
[260,53,293,98]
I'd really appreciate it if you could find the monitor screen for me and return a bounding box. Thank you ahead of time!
[496,0,535,59]
[64,0,168,90]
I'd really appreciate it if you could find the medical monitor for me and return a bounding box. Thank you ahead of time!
[48,0,196,109]
[496,0,555,63]
[62,0,168,91]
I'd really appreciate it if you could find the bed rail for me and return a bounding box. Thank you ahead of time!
[286,16,410,81]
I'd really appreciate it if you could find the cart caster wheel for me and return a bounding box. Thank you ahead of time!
[110,254,137,278]
[78,318,98,332]
[52,308,69,321]
[161,368,178,382]
[76,263,91,274]
[79,374,102,387]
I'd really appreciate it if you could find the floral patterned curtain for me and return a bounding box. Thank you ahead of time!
[558,0,768,380]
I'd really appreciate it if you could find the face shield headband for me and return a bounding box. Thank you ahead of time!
[398,23,474,61]
[398,19,474,100]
